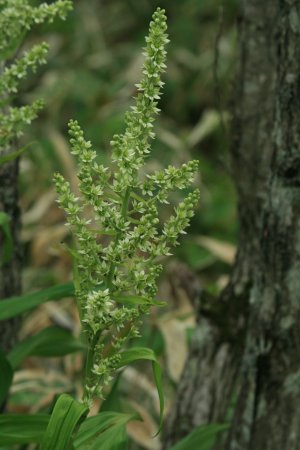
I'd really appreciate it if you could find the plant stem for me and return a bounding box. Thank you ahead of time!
[83,331,100,406]
[83,188,131,404]
[106,187,131,289]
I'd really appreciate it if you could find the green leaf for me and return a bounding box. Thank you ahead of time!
[90,228,117,236]
[0,212,13,266]
[169,423,229,450]
[0,414,49,445]
[100,375,122,413]
[8,326,86,369]
[40,394,88,450]
[116,347,164,435]
[74,412,137,450]
[89,424,128,450]
[0,143,33,167]
[113,294,166,307]
[113,295,150,306]
[0,282,74,320]
[0,348,13,405]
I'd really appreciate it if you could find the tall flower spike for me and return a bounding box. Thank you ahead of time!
[54,7,200,407]
[111,7,169,192]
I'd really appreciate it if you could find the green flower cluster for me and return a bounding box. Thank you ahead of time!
[0,100,44,148]
[0,0,72,151]
[54,7,199,406]
[111,6,169,192]
[0,43,49,100]
[0,0,72,54]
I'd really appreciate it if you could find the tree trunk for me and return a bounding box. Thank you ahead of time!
[163,1,300,449]
[0,157,22,353]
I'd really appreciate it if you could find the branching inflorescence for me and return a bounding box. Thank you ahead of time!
[54,7,200,407]
[0,0,72,151]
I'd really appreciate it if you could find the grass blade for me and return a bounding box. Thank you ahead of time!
[0,414,49,445]
[0,348,13,405]
[116,347,164,434]
[8,326,85,369]
[169,423,229,450]
[0,283,74,320]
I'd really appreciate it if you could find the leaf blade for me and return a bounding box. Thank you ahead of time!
[116,347,164,434]
[169,423,229,450]
[0,348,13,405]
[0,414,49,445]
[89,424,128,450]
[0,212,13,265]
[0,143,33,167]
[113,294,166,307]
[40,394,88,450]
[0,282,74,320]
[74,412,138,449]
[8,326,85,369]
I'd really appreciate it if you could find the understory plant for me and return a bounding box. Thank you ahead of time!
[54,6,199,411]
[53,6,200,446]
[0,5,228,450]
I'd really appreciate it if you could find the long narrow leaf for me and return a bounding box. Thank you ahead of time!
[169,423,229,450]
[89,424,128,450]
[113,294,166,307]
[0,414,49,445]
[0,143,32,167]
[0,282,74,320]
[40,394,88,450]
[74,412,137,450]
[8,326,85,369]
[116,347,164,434]
[0,212,13,265]
[100,376,122,413]
[0,349,13,404]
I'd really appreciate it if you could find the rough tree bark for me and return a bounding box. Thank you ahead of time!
[0,157,22,353]
[163,1,300,449]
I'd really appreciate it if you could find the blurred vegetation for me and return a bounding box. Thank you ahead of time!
[11,1,239,447]
[21,0,238,275]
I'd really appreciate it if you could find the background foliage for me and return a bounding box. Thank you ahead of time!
[9,1,238,448]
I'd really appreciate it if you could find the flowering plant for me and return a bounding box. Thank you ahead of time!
[54,7,199,409]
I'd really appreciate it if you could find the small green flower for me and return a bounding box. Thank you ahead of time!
[0,0,72,151]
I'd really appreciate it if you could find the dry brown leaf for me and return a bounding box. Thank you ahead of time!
[157,314,194,382]
[31,224,68,266]
[127,400,161,450]
[162,261,200,312]
[217,275,230,290]
[157,127,185,154]
[12,369,71,387]
[23,189,57,226]
[20,305,53,337]
[196,235,236,264]
[20,298,75,338]
[122,366,172,418]
[123,366,159,411]
[187,110,228,148]
[43,301,76,331]
[88,397,101,417]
